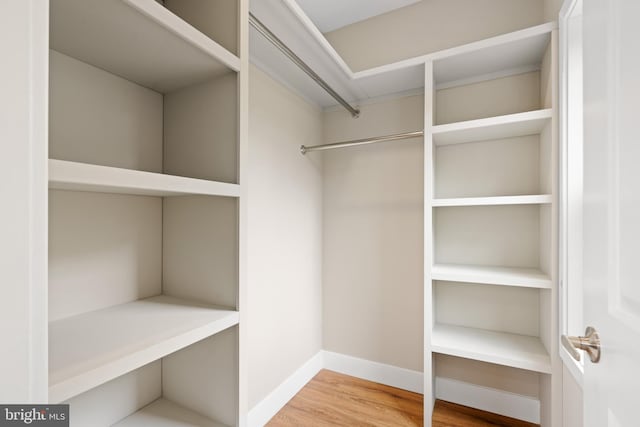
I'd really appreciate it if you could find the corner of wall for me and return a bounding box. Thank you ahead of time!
[543,0,565,22]
[247,64,324,411]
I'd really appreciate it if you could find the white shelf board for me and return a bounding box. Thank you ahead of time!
[49,295,239,403]
[114,398,229,427]
[432,26,552,87]
[432,264,552,288]
[432,194,552,207]
[353,24,554,98]
[49,159,240,198]
[432,109,552,146]
[50,0,240,93]
[432,324,552,374]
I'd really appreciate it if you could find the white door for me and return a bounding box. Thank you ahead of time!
[582,0,640,425]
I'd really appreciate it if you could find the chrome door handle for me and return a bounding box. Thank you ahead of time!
[561,326,601,363]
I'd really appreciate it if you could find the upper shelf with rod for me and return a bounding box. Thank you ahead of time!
[250,2,555,155]
[251,0,556,107]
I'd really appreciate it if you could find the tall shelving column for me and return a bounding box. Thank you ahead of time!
[423,24,560,427]
[46,0,248,425]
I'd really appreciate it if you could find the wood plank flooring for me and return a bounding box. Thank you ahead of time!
[267,369,421,426]
[267,369,539,427]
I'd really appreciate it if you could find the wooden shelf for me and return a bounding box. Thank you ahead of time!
[431,324,551,373]
[50,0,240,93]
[432,264,551,288]
[114,398,229,427]
[49,295,239,403]
[49,159,240,198]
[432,194,552,207]
[432,109,552,146]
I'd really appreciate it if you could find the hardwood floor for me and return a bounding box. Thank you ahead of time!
[267,369,422,426]
[266,369,539,427]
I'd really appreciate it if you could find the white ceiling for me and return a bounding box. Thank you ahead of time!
[294,0,422,33]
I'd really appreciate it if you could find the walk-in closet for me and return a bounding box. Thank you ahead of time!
[7,0,639,426]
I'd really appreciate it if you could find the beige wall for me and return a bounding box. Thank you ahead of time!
[324,0,545,71]
[322,95,424,371]
[544,0,565,22]
[247,65,324,408]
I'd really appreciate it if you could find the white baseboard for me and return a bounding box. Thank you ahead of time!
[248,350,540,426]
[322,351,424,394]
[435,376,540,424]
[247,352,324,427]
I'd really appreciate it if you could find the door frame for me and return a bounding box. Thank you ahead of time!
[558,0,585,386]
[0,0,49,402]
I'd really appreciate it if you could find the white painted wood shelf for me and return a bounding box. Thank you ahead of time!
[113,398,229,427]
[49,159,240,198]
[49,295,239,403]
[432,264,552,288]
[50,0,240,93]
[431,194,552,207]
[432,25,552,88]
[431,324,551,374]
[432,109,552,146]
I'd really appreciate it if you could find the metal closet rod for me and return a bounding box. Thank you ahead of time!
[300,130,424,154]
[249,12,360,118]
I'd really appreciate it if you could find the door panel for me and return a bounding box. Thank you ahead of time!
[583,0,640,425]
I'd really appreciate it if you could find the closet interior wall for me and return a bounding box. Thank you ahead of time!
[322,93,425,371]
[247,65,324,410]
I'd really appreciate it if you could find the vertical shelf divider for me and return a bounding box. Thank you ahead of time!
[423,59,435,425]
[236,0,250,423]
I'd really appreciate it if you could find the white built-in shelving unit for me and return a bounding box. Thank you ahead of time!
[424,23,559,426]
[47,0,248,425]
